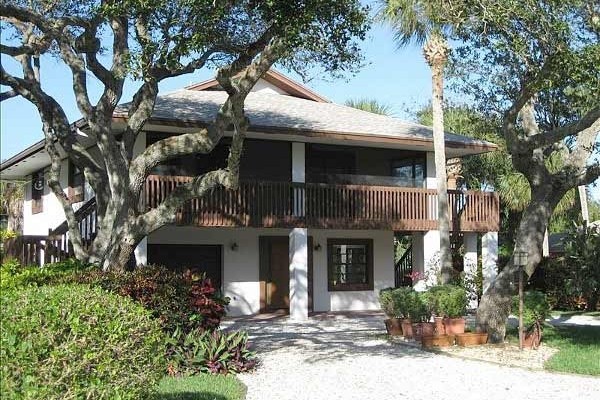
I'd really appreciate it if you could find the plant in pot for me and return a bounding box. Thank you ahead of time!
[380,287,402,336]
[512,290,550,349]
[437,285,467,335]
[413,291,434,338]
[422,286,445,335]
[391,287,420,339]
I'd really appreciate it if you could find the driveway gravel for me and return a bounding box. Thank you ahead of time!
[223,312,600,400]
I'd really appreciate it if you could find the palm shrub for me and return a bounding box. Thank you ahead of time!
[1,284,165,400]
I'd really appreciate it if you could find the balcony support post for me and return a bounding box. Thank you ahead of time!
[481,231,498,293]
[134,236,148,266]
[289,227,309,321]
[463,232,478,309]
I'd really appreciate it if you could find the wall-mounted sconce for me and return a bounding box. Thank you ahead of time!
[230,242,238,251]
[314,243,322,251]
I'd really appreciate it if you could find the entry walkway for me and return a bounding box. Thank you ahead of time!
[223,312,600,400]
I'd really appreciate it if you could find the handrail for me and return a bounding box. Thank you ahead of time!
[394,245,413,288]
[50,197,97,235]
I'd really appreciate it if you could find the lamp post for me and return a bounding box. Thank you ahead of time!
[514,250,528,350]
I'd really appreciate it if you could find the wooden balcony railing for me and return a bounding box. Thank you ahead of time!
[144,175,500,232]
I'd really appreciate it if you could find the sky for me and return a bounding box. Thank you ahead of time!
[1,22,598,201]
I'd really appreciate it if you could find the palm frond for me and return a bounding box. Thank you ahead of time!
[345,98,394,115]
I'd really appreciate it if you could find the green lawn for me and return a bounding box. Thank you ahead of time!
[156,375,246,400]
[508,324,600,376]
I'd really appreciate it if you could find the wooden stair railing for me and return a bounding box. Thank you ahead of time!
[394,244,413,288]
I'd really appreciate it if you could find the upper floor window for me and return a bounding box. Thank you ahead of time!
[68,161,85,203]
[391,157,425,187]
[327,239,373,292]
[31,170,44,214]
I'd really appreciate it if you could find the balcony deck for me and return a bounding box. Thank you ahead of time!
[145,175,500,233]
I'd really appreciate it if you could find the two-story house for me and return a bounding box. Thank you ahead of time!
[0,70,499,319]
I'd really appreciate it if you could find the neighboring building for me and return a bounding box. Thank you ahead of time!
[0,70,500,319]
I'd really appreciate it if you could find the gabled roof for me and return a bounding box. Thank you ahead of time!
[186,69,330,103]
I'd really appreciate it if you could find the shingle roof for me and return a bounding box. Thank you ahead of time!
[115,90,496,151]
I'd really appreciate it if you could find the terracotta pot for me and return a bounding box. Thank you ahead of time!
[421,334,455,348]
[522,327,542,349]
[434,317,445,336]
[400,319,413,339]
[384,318,403,336]
[443,317,466,335]
[456,332,488,346]
[412,322,435,339]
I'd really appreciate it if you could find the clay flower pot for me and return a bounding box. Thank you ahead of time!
[401,318,413,339]
[443,317,466,335]
[384,318,403,336]
[434,316,445,335]
[421,322,435,336]
[456,332,488,346]
[422,334,455,348]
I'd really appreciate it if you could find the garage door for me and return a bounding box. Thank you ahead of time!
[147,244,222,289]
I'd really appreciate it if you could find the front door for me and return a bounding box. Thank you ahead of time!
[266,237,290,310]
[259,236,313,312]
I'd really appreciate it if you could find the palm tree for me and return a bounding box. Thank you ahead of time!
[345,98,393,115]
[379,0,453,282]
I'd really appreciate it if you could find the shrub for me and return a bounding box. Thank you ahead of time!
[1,284,165,400]
[166,329,257,376]
[512,290,551,328]
[390,287,428,321]
[0,258,89,290]
[378,287,395,318]
[424,285,467,318]
[72,265,230,333]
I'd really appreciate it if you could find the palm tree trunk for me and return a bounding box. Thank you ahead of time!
[424,35,452,283]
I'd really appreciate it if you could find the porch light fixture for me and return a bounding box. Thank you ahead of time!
[513,250,528,351]
[314,243,322,251]
[230,242,238,251]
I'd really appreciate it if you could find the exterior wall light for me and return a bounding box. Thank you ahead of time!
[314,243,322,251]
[230,242,238,251]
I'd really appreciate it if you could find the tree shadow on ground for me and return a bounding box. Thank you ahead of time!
[155,392,229,400]
[223,313,434,364]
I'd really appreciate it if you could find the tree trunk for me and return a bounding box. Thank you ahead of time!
[425,36,452,283]
[477,187,561,342]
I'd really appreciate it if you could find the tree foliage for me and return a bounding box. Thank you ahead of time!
[0,0,369,269]
[345,98,393,115]
[440,0,600,341]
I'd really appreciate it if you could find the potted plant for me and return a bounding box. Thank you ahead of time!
[438,285,467,335]
[390,287,420,339]
[455,330,488,346]
[422,286,445,335]
[413,291,434,339]
[512,290,550,349]
[379,288,402,336]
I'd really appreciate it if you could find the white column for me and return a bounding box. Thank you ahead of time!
[291,142,306,183]
[481,232,498,293]
[421,230,440,289]
[425,152,436,189]
[289,228,309,320]
[463,232,478,308]
[134,236,148,266]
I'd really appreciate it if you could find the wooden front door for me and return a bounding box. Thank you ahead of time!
[266,237,290,310]
[259,236,313,313]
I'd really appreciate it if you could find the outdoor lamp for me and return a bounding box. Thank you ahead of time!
[514,251,528,267]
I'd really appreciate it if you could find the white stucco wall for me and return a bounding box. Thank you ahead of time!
[147,226,395,316]
[309,229,395,312]
[22,158,70,235]
[251,79,288,95]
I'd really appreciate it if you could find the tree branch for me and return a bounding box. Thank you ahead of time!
[527,107,600,149]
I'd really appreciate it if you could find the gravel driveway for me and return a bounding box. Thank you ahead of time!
[223,312,600,400]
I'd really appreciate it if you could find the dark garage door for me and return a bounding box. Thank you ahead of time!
[147,244,222,289]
